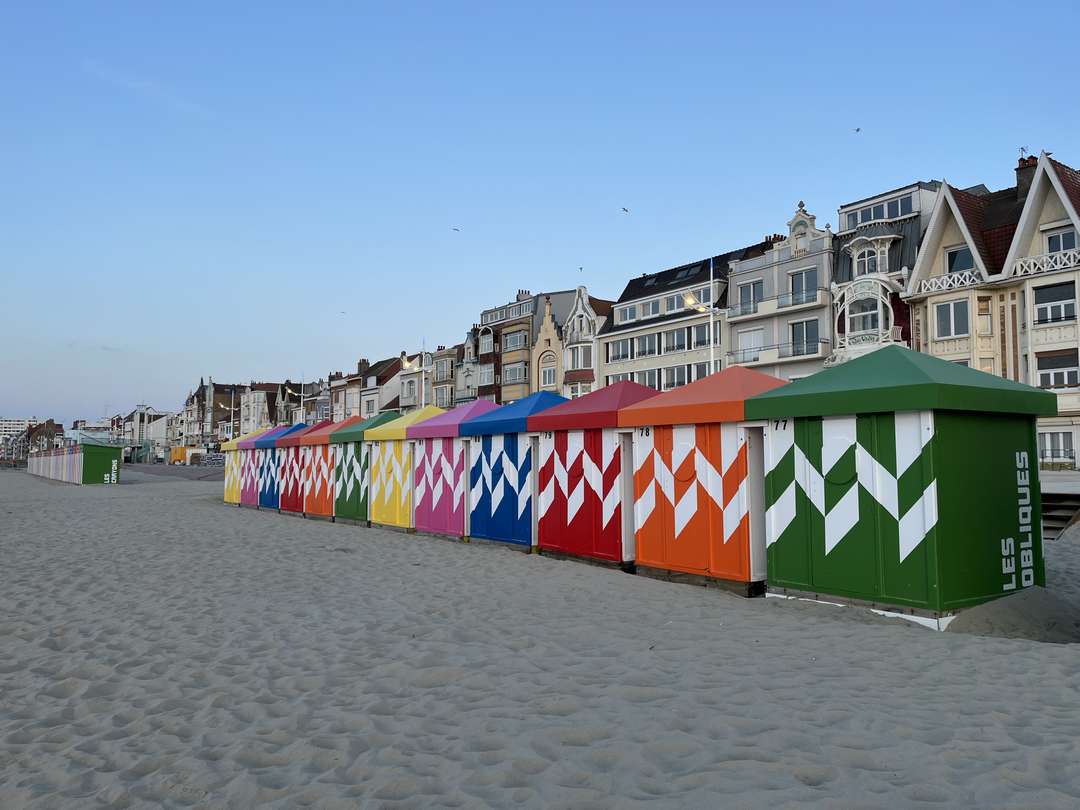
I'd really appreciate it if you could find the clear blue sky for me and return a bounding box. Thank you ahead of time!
[3,1,1078,424]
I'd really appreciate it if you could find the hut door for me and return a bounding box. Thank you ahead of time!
[619,431,636,563]
[744,426,767,583]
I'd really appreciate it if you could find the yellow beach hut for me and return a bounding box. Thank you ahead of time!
[221,428,271,504]
[365,405,444,529]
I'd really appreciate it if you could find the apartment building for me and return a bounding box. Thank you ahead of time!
[181,379,244,447]
[598,241,777,390]
[430,343,463,409]
[475,289,580,403]
[827,180,941,365]
[454,329,481,404]
[905,152,1080,466]
[359,356,404,417]
[530,286,612,398]
[724,202,833,379]
[399,351,433,412]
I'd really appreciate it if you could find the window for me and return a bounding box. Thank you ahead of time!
[641,299,660,317]
[851,195,911,227]
[855,248,877,276]
[946,246,974,274]
[663,365,689,390]
[1048,229,1077,254]
[405,380,416,399]
[935,299,969,339]
[606,373,631,384]
[569,345,593,369]
[693,362,710,380]
[848,298,880,333]
[479,332,493,354]
[662,328,687,353]
[502,330,527,351]
[692,286,712,305]
[569,383,592,398]
[736,328,764,363]
[434,359,452,381]
[737,280,763,314]
[790,319,819,355]
[887,199,899,219]
[1035,282,1076,324]
[872,203,885,220]
[607,338,632,362]
[900,195,913,216]
[1038,351,1080,389]
[541,367,556,387]
[977,297,993,335]
[435,387,451,408]
[1039,431,1074,461]
[364,399,375,416]
[847,212,858,230]
[789,268,818,304]
[617,305,637,323]
[636,369,659,390]
[665,294,683,313]
[479,364,494,386]
[635,334,657,357]
[692,323,712,348]
[503,362,527,384]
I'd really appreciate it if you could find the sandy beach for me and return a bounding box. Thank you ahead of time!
[3,468,1080,808]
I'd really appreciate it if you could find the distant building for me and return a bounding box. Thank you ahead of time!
[359,356,404,417]
[181,378,245,447]
[430,343,463,409]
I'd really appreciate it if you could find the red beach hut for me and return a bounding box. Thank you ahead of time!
[277,420,332,514]
[528,381,660,566]
[239,426,287,507]
[406,400,500,538]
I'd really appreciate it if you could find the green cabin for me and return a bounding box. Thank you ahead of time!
[744,346,1056,617]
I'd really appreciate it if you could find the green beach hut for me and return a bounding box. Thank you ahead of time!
[329,411,399,523]
[744,346,1056,621]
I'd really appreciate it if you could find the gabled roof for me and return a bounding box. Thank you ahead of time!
[364,405,445,441]
[299,416,363,446]
[221,427,271,452]
[619,367,787,427]
[277,420,332,447]
[744,346,1055,418]
[406,400,500,439]
[529,381,658,431]
[1002,153,1080,277]
[329,411,400,444]
[459,391,567,436]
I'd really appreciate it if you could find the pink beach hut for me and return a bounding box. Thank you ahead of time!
[406,400,499,538]
[238,426,287,506]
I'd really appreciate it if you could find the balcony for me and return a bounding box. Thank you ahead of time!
[726,339,830,366]
[726,288,828,322]
[916,270,981,295]
[1012,247,1080,277]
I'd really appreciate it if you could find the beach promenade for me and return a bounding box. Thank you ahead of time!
[3,468,1080,808]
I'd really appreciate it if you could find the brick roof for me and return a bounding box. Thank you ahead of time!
[948,185,1022,274]
[1049,157,1080,219]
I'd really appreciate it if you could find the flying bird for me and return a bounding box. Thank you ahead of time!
[621,207,630,213]
[853,127,861,133]
[451,227,461,232]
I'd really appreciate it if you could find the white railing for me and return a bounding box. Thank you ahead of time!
[1012,248,1080,277]
[917,270,981,294]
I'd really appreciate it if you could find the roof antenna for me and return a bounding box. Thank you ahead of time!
[1019,146,1029,159]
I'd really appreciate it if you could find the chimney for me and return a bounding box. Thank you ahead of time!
[1016,155,1038,200]
[357,358,369,375]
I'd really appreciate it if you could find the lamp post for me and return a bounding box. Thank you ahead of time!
[684,256,717,374]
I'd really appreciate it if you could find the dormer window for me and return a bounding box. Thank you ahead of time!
[946,246,974,273]
[855,248,879,276]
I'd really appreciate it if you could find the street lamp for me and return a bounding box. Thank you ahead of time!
[683,256,717,374]
[284,380,306,424]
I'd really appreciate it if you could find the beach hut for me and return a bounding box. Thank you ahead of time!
[744,345,1055,620]
[329,412,400,523]
[407,400,500,538]
[221,428,270,504]
[298,418,359,518]
[276,421,332,514]
[528,382,660,566]
[459,392,567,547]
[28,440,122,485]
[618,367,788,592]
[255,424,305,509]
[238,428,285,507]
[365,406,445,529]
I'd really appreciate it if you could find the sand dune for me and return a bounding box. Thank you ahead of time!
[3,468,1080,807]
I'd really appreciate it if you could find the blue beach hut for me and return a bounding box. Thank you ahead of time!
[459,392,567,547]
[256,423,306,509]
